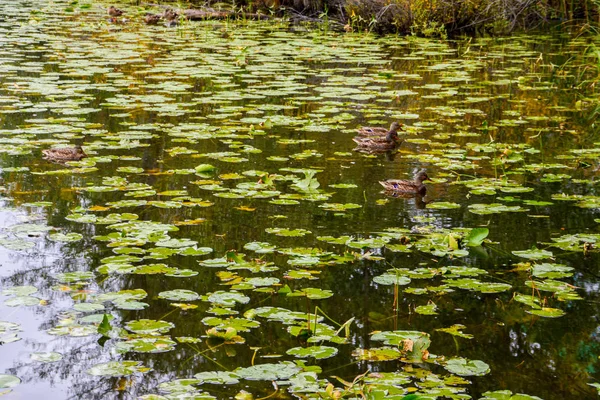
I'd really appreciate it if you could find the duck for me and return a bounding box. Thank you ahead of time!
[163,8,179,25]
[357,121,403,138]
[107,6,124,17]
[353,129,401,151]
[42,145,87,162]
[144,13,162,25]
[379,169,431,195]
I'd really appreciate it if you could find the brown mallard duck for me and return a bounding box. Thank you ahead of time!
[107,6,125,23]
[357,121,403,137]
[379,169,431,195]
[42,145,87,162]
[353,129,401,151]
[108,6,124,17]
[163,8,179,25]
[144,13,162,25]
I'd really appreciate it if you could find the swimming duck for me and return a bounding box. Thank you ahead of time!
[108,6,124,17]
[379,169,431,195]
[107,6,125,23]
[163,8,179,25]
[353,129,401,151]
[42,145,87,162]
[144,13,162,25]
[357,121,403,137]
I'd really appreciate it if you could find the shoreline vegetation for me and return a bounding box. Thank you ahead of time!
[143,0,600,36]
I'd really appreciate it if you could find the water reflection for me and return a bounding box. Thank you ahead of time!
[0,1,599,399]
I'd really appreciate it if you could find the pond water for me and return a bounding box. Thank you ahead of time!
[1,1,600,399]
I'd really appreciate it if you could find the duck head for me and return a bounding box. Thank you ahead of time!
[414,169,431,183]
[389,121,403,133]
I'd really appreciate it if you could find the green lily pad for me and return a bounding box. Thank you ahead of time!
[287,288,334,300]
[353,347,402,361]
[287,346,338,359]
[0,374,20,389]
[479,390,543,400]
[116,337,177,353]
[265,227,312,237]
[436,324,474,339]
[125,319,174,334]
[415,303,438,315]
[243,241,277,253]
[235,362,301,381]
[370,330,431,362]
[48,232,83,242]
[444,357,490,376]
[158,289,200,302]
[206,291,250,306]
[3,285,38,296]
[512,247,553,260]
[194,371,240,385]
[426,202,461,209]
[526,307,566,318]
[30,352,63,363]
[373,274,411,286]
[4,296,41,307]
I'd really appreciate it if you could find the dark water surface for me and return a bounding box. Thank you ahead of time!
[1,1,600,399]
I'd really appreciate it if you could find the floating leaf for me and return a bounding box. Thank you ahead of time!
[48,232,83,242]
[265,227,311,237]
[287,346,338,359]
[444,357,490,376]
[353,347,402,361]
[206,291,250,306]
[0,374,20,389]
[512,247,553,260]
[436,324,474,339]
[194,371,240,385]
[479,390,543,400]
[125,319,174,335]
[235,362,301,381]
[158,290,200,302]
[3,286,38,296]
[287,288,333,300]
[31,352,63,363]
[116,337,177,353]
[526,307,566,318]
[373,274,411,286]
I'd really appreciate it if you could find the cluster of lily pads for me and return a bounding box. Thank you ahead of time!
[1,1,600,399]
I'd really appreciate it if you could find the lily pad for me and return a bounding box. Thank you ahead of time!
[30,352,63,363]
[287,346,338,360]
[444,357,490,376]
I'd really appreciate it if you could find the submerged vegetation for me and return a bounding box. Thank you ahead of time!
[1,0,600,399]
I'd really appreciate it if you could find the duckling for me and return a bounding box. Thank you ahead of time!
[357,121,403,138]
[42,145,87,162]
[353,129,401,151]
[144,13,162,25]
[379,169,431,195]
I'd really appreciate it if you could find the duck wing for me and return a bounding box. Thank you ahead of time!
[357,126,388,137]
[353,135,393,146]
[379,179,416,192]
